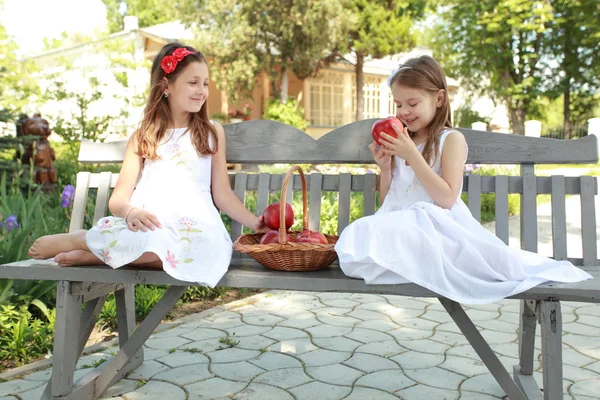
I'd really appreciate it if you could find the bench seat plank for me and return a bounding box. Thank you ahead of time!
[2,259,599,302]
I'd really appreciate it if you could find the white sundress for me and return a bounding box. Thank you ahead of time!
[334,129,593,304]
[86,127,233,287]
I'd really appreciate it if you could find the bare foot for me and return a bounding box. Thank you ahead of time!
[29,230,88,260]
[54,250,104,267]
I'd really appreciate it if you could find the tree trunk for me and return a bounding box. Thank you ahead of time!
[280,66,288,104]
[355,53,365,121]
[563,89,571,139]
[509,107,526,135]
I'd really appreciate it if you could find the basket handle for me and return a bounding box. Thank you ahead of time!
[279,165,308,243]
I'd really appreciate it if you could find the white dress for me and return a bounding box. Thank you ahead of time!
[86,127,232,287]
[334,129,593,304]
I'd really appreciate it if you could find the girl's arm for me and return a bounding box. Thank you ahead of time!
[108,135,143,218]
[407,131,467,209]
[379,168,393,203]
[210,122,266,232]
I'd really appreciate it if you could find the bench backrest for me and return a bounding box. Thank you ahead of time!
[76,119,599,266]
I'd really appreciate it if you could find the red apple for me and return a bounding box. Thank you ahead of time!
[296,229,328,244]
[262,202,294,230]
[259,229,291,244]
[371,116,403,145]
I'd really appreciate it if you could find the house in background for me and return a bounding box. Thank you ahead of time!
[28,16,502,140]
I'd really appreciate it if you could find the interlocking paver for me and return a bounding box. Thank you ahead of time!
[306,364,364,385]
[289,380,351,400]
[3,290,599,399]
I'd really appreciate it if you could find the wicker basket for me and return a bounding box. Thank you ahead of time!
[233,165,338,271]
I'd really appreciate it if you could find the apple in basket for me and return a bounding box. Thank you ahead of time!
[296,229,328,244]
[259,230,291,244]
[371,116,402,146]
[262,202,294,230]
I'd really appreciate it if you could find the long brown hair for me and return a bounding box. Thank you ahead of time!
[135,42,218,159]
[389,55,452,169]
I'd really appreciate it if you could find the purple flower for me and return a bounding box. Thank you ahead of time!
[61,184,75,208]
[0,215,19,231]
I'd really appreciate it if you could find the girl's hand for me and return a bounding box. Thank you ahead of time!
[368,142,392,172]
[252,215,270,233]
[127,208,162,232]
[379,124,419,163]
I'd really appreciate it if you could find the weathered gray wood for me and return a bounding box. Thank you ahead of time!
[494,176,510,244]
[551,176,567,260]
[3,259,600,302]
[92,172,113,225]
[235,173,596,196]
[308,173,323,232]
[71,282,124,303]
[50,281,83,398]
[78,138,127,164]
[113,285,143,383]
[70,172,91,232]
[513,366,543,400]
[43,294,107,400]
[363,173,377,216]
[283,172,293,212]
[78,121,598,165]
[256,173,270,217]
[521,166,538,252]
[93,285,187,397]
[438,298,527,400]
[467,174,481,222]
[518,300,538,375]
[231,173,247,247]
[539,301,563,400]
[580,176,597,266]
[337,173,352,234]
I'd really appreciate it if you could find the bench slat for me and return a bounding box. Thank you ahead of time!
[93,172,113,225]
[494,176,509,245]
[581,176,597,266]
[337,173,352,234]
[70,172,92,232]
[231,173,248,246]
[284,173,293,210]
[521,169,538,252]
[309,173,323,232]
[256,173,270,217]
[551,175,567,260]
[3,259,599,302]
[363,173,377,216]
[467,174,481,222]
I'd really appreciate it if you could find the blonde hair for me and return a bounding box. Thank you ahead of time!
[134,42,218,159]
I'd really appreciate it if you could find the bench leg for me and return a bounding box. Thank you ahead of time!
[513,300,543,399]
[539,300,563,400]
[69,285,188,399]
[114,284,144,379]
[40,281,82,399]
[438,297,528,400]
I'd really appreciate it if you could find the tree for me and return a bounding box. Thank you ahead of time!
[102,0,177,33]
[0,21,39,119]
[240,0,348,104]
[544,0,600,136]
[429,1,553,134]
[341,0,426,120]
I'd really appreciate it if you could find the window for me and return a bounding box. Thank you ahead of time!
[351,76,386,120]
[309,72,344,126]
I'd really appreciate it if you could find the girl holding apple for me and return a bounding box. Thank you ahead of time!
[334,55,591,304]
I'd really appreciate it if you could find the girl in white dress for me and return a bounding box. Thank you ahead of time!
[28,43,267,287]
[334,55,592,304]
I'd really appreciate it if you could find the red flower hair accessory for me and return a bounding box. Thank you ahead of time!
[160,48,197,75]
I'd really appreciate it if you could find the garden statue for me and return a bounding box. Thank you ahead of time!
[17,113,58,188]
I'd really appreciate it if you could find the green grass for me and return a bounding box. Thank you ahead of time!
[535,161,600,176]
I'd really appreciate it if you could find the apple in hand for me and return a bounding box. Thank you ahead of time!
[259,229,291,244]
[296,229,328,244]
[371,116,403,146]
[262,202,294,230]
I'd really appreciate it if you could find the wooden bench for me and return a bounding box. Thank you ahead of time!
[1,119,599,400]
